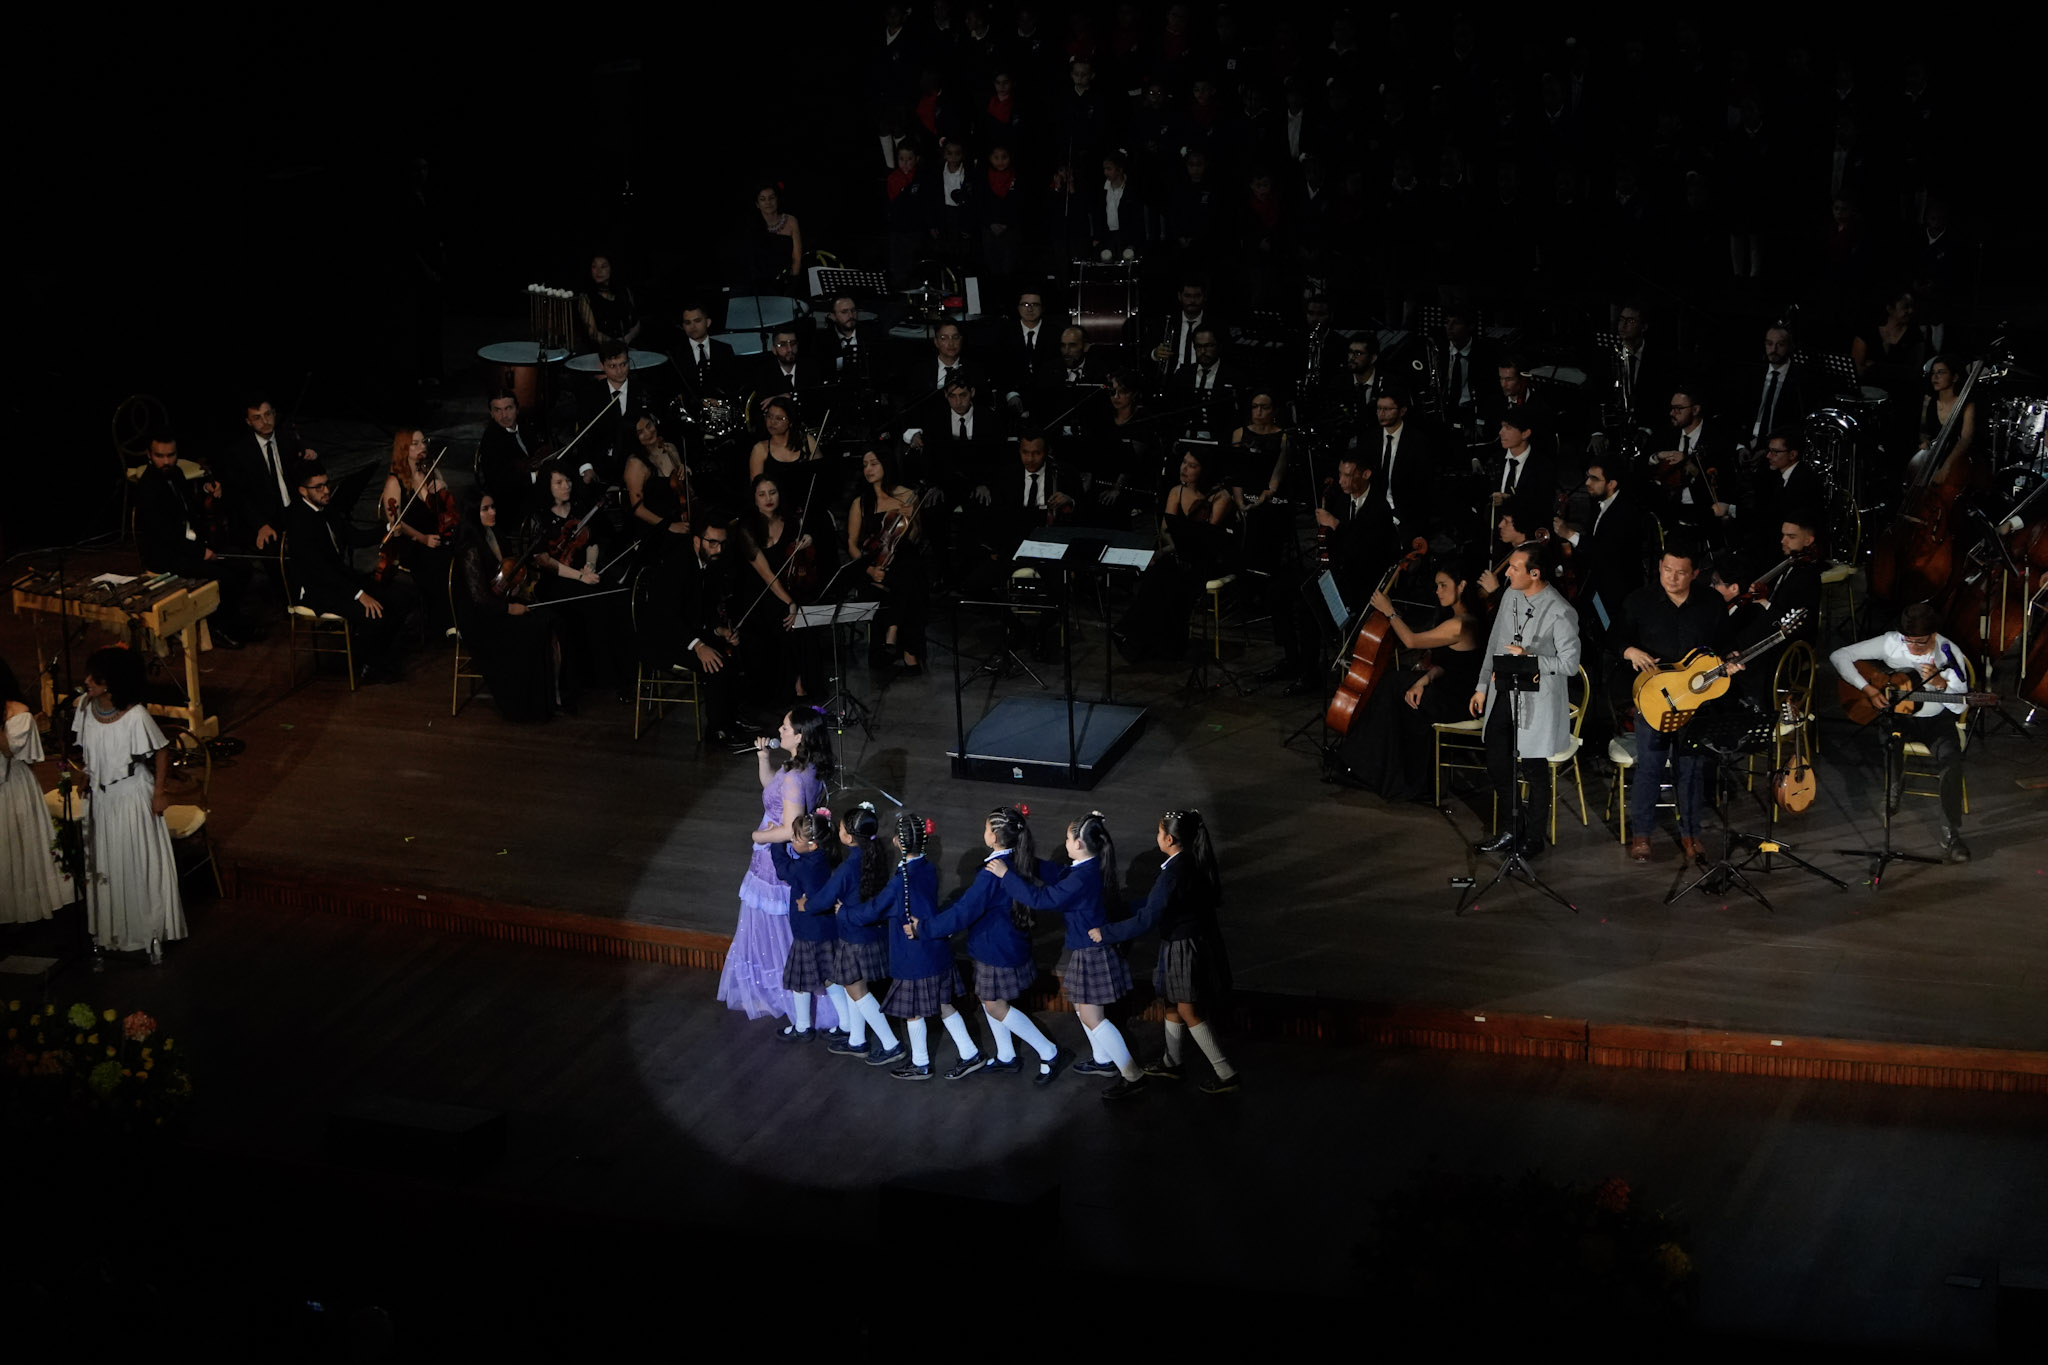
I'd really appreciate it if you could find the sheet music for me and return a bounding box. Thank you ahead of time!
[91,573,138,587]
[1100,547,1152,569]
[1015,539,1065,559]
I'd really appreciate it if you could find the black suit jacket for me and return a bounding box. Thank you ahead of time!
[576,377,651,486]
[1488,447,1562,523]
[1174,362,1244,429]
[1578,490,1657,620]
[477,424,541,522]
[1739,459,1827,539]
[917,407,1010,499]
[817,326,885,390]
[1602,344,1675,430]
[135,467,211,575]
[676,337,742,398]
[1437,338,1505,417]
[1368,423,1436,537]
[284,497,374,612]
[222,429,307,542]
[992,319,1064,392]
[1737,363,1815,444]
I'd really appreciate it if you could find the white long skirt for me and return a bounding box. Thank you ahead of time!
[0,759,67,923]
[85,777,187,950]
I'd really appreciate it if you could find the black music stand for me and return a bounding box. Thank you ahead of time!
[1833,719,1942,888]
[1457,654,1577,916]
[1666,709,1846,911]
[1282,570,1347,759]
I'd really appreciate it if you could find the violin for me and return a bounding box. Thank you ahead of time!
[1738,546,1818,603]
[1325,537,1430,735]
[495,491,614,596]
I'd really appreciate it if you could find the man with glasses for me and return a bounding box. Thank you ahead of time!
[1829,602,1971,862]
[679,522,745,744]
[1651,387,1728,534]
[996,289,1061,395]
[285,463,413,685]
[1602,303,1668,429]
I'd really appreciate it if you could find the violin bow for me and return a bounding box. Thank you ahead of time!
[376,446,450,549]
[735,465,823,632]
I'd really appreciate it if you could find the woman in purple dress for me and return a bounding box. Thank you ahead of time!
[719,707,839,1027]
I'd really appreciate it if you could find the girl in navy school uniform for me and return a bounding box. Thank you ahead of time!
[989,810,1146,1100]
[1092,808,1238,1093]
[810,803,905,1065]
[768,806,854,1043]
[843,812,985,1081]
[910,804,1070,1085]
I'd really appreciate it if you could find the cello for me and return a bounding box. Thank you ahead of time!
[1869,354,1996,604]
[1325,537,1430,734]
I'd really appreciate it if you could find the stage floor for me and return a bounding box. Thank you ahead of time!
[9,526,2047,1058]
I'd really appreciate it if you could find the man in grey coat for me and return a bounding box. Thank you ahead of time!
[1469,541,1581,856]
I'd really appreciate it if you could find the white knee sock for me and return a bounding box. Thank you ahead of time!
[845,993,869,1047]
[1163,1019,1186,1064]
[983,1006,1016,1063]
[1091,1019,1139,1080]
[1002,1008,1058,1064]
[788,992,812,1031]
[857,993,899,1049]
[1188,1021,1235,1079]
[941,1010,979,1062]
[824,982,850,1031]
[1084,1020,1110,1063]
[907,1017,930,1066]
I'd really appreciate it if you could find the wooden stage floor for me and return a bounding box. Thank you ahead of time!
[11,532,2047,1060]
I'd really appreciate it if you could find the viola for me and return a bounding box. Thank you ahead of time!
[1324,537,1429,735]
[778,511,822,599]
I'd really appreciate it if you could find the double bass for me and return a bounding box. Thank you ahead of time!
[1325,537,1430,734]
[1870,355,1996,604]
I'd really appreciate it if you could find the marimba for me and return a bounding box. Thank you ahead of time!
[11,569,222,738]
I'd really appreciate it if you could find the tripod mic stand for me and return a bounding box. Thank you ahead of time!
[1833,720,1941,888]
[1457,652,1577,916]
[1667,710,1846,911]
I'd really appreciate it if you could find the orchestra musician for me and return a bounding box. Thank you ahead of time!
[1913,355,1977,480]
[1366,387,1434,565]
[224,394,319,553]
[133,433,254,648]
[1828,601,1971,863]
[747,396,822,484]
[677,303,741,400]
[578,254,641,348]
[577,342,645,487]
[1649,386,1732,538]
[679,520,747,743]
[847,447,929,675]
[1173,328,1243,428]
[528,459,624,706]
[285,462,414,686]
[819,293,882,389]
[1601,302,1671,431]
[1486,407,1559,530]
[1085,370,1155,520]
[1710,429,1826,559]
[378,429,459,638]
[1151,279,1215,375]
[1615,544,1736,865]
[734,472,816,701]
[1558,456,1656,649]
[1335,561,1487,800]
[994,287,1061,396]
[1118,445,1238,662]
[1055,326,1104,390]
[898,320,973,419]
[1469,539,1580,858]
[478,393,543,529]
[1435,308,1503,437]
[755,325,817,413]
[1322,332,1384,436]
[623,414,693,553]
[1738,323,1813,449]
[453,490,558,723]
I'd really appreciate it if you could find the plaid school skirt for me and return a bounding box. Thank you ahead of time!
[973,959,1039,1003]
[1058,944,1133,1006]
[831,937,891,986]
[1153,937,1214,1003]
[783,938,837,994]
[883,966,962,1019]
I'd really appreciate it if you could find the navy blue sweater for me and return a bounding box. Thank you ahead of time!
[1006,857,1110,949]
[845,857,952,980]
[919,851,1035,969]
[1096,855,1215,945]
[813,848,884,945]
[769,843,840,942]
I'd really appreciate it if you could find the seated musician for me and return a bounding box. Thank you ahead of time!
[995,288,1059,398]
[1828,602,1971,863]
[1336,559,1486,801]
[284,463,413,686]
[735,472,813,700]
[226,394,320,553]
[1367,387,1432,564]
[820,293,882,389]
[678,302,740,400]
[754,326,817,413]
[1055,326,1103,388]
[1173,328,1242,430]
[996,428,1074,548]
[378,428,458,637]
[1615,543,1737,865]
[747,397,822,483]
[1710,429,1826,559]
[1485,408,1558,530]
[847,447,928,675]
[1648,386,1731,535]
[1085,370,1152,519]
[134,433,254,648]
[528,460,625,705]
[453,491,558,723]
[1468,540,1579,858]
[1116,445,1237,661]
[1229,390,1290,512]
[624,414,693,551]
[1737,323,1812,452]
[578,253,641,348]
[578,342,644,487]
[478,393,543,528]
[916,372,1007,511]
[1311,449,1380,614]
[900,321,973,413]
[1321,333,1383,436]
[678,519,746,743]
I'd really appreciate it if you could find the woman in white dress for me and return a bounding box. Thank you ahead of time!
[72,647,186,959]
[0,659,68,923]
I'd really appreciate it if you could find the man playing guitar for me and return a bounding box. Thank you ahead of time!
[1828,602,1972,863]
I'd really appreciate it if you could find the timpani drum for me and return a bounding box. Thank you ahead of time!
[477,341,568,414]
[563,348,670,377]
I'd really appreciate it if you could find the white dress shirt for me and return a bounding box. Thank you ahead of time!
[1104,179,1126,232]
[1829,632,1966,716]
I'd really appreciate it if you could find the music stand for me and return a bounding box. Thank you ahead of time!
[1833,719,1941,888]
[798,568,901,807]
[1457,654,1577,916]
[1282,569,1348,757]
[1666,709,1847,911]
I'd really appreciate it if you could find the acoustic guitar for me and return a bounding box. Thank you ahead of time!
[1632,609,1808,734]
[1837,659,1998,726]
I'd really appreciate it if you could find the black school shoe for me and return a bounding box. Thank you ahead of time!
[1141,1059,1184,1080]
[1032,1048,1071,1087]
[865,1042,907,1067]
[1071,1058,1119,1076]
[1200,1072,1242,1095]
[945,1054,990,1080]
[776,1026,813,1044]
[890,1060,934,1081]
[983,1057,1023,1075]
[1100,1075,1148,1101]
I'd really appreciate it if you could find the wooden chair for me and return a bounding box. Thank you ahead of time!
[278,535,356,690]
[449,562,484,716]
[629,564,702,740]
[1898,652,1973,815]
[1432,715,1488,807]
[162,729,222,896]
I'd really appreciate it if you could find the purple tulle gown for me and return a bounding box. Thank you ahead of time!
[716,762,838,1029]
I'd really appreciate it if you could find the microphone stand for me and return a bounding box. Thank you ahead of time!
[1457,647,1577,916]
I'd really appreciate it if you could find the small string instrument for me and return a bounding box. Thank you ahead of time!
[1837,658,1998,726]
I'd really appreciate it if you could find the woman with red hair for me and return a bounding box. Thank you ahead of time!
[378,428,457,635]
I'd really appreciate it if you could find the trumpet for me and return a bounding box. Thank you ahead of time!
[1154,309,1180,376]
